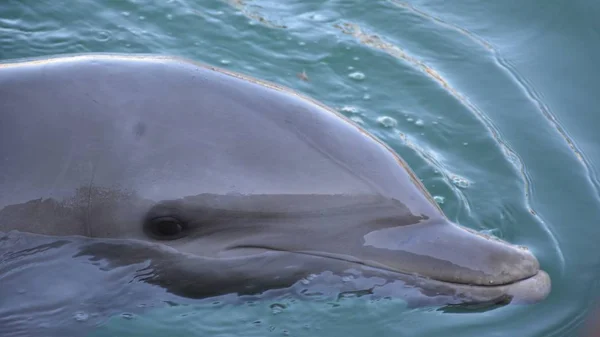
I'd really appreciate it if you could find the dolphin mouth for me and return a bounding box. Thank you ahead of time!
[229,245,551,305]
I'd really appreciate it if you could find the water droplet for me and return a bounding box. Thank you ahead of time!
[433,196,445,204]
[121,313,135,320]
[377,116,397,128]
[415,119,424,127]
[348,72,365,80]
[74,312,89,322]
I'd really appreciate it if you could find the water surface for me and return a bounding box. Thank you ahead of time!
[1,0,599,336]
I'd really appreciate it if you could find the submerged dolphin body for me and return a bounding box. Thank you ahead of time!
[0,54,550,309]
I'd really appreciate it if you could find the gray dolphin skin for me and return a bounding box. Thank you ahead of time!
[0,54,550,308]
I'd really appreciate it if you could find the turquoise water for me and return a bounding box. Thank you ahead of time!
[1,0,599,336]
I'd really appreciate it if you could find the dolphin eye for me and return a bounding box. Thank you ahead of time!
[145,216,187,240]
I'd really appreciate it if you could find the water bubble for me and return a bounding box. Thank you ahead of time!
[480,228,501,237]
[433,196,445,204]
[340,106,360,114]
[415,119,424,127]
[73,312,89,322]
[463,142,469,146]
[348,72,365,80]
[95,30,111,42]
[451,176,470,188]
[310,13,326,21]
[270,303,287,314]
[350,116,364,124]
[220,59,231,65]
[139,16,145,20]
[377,116,397,128]
[348,66,354,70]
[353,56,360,61]
[407,117,414,122]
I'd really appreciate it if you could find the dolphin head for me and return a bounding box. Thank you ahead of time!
[0,54,550,307]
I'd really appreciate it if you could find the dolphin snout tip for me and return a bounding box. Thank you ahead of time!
[504,269,552,304]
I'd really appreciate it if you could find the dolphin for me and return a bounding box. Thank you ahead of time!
[0,54,550,309]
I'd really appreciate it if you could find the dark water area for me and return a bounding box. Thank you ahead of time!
[1,0,599,336]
